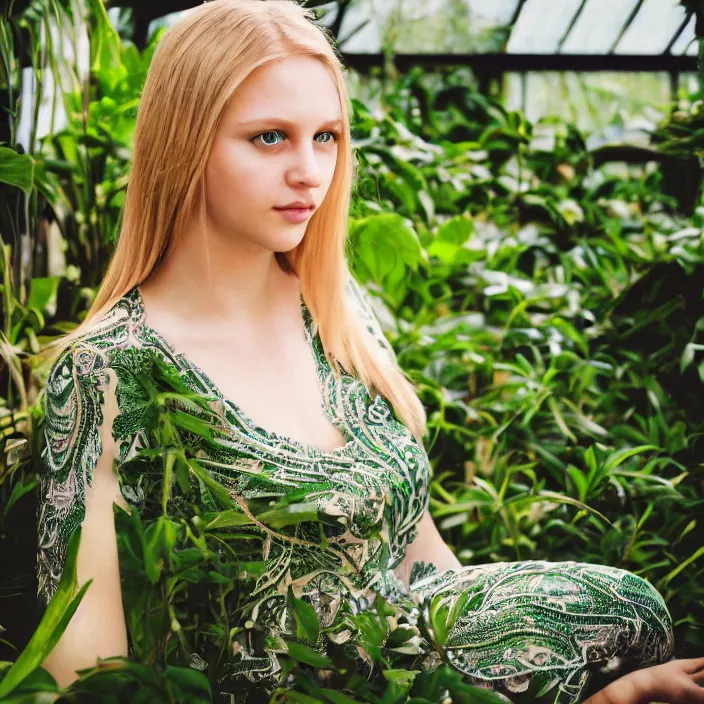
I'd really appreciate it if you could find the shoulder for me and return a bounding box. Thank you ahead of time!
[41,290,142,471]
[43,287,144,391]
[41,340,112,486]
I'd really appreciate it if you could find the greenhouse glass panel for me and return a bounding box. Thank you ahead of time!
[614,0,688,54]
[466,0,520,26]
[506,0,584,54]
[324,0,382,53]
[560,0,641,54]
[335,0,504,53]
[671,14,696,54]
[504,71,671,140]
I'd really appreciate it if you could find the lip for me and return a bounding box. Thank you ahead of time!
[275,202,314,209]
[273,205,314,223]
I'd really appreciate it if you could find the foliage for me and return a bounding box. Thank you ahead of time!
[0,0,703,702]
[346,67,704,659]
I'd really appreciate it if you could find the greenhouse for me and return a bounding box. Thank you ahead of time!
[0,0,703,703]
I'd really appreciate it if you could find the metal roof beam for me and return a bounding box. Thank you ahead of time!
[501,0,530,54]
[509,0,530,27]
[341,52,699,74]
[665,12,694,55]
[556,0,590,53]
[609,0,646,53]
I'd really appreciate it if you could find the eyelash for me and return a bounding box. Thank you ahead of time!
[250,130,340,147]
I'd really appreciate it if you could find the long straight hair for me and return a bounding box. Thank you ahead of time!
[38,0,427,445]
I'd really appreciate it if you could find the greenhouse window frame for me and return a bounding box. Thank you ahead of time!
[340,53,699,75]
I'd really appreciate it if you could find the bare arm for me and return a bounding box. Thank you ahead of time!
[582,685,623,704]
[41,372,129,688]
[582,657,704,704]
[393,509,461,589]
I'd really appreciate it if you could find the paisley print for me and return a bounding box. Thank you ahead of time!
[37,277,673,703]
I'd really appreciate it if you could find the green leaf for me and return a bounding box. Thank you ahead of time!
[0,529,92,697]
[187,458,238,510]
[382,669,420,685]
[659,545,704,588]
[85,0,125,87]
[285,693,323,704]
[603,445,658,473]
[288,589,320,643]
[257,502,320,529]
[27,277,60,316]
[1,477,37,522]
[143,516,178,583]
[0,148,34,192]
[354,213,423,284]
[202,509,251,530]
[163,665,212,701]
[284,641,332,668]
[321,690,361,704]
[168,409,218,441]
[436,215,475,245]
[566,465,588,503]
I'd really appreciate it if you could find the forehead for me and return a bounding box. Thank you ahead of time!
[225,55,342,125]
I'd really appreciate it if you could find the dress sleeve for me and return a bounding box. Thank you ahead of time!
[37,342,113,609]
[345,276,398,366]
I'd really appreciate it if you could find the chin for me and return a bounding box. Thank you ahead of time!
[271,232,306,253]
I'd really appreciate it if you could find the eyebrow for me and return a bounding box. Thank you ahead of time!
[234,117,344,129]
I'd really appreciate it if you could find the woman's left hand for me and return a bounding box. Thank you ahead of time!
[584,657,704,704]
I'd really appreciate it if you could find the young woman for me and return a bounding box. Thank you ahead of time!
[36,1,704,701]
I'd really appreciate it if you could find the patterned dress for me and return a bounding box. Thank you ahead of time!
[37,278,674,703]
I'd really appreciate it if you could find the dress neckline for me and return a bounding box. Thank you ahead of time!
[128,285,356,457]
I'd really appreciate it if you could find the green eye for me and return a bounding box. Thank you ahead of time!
[252,130,284,146]
[250,130,340,147]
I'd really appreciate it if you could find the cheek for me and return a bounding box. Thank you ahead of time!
[205,140,263,205]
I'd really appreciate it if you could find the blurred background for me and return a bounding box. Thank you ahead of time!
[0,0,703,701]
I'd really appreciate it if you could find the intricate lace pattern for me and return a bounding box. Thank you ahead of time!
[37,278,673,703]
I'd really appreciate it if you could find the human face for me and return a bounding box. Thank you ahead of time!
[204,55,343,254]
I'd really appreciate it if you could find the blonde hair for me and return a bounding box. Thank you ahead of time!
[37,0,427,444]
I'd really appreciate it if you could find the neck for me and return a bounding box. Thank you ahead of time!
[141,225,298,326]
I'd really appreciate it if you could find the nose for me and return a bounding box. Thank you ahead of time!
[287,145,323,188]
